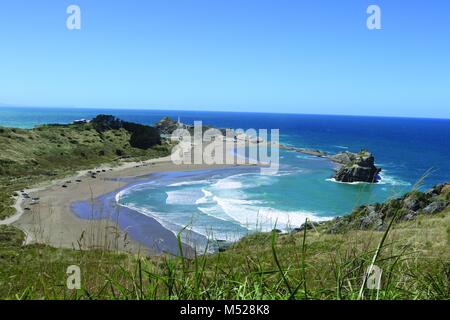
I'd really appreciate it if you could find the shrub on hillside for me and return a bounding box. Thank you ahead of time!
[91,115,161,149]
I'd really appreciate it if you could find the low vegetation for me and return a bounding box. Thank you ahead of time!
[326,183,450,233]
[0,207,448,299]
[0,115,171,219]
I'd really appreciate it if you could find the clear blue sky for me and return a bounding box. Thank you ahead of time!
[0,0,449,118]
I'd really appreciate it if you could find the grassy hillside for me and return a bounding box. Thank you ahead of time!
[0,206,448,300]
[0,116,171,219]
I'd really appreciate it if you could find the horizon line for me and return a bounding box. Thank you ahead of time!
[1,104,449,121]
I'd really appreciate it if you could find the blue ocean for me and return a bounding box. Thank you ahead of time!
[2,107,450,240]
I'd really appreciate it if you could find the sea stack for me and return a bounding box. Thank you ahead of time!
[330,150,381,183]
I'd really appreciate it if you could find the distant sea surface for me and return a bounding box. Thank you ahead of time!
[2,106,450,240]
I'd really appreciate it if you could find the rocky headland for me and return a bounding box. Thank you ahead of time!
[155,116,180,135]
[278,144,382,184]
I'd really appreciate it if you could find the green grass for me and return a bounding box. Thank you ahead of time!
[0,122,171,219]
[0,210,448,300]
[447,228,450,246]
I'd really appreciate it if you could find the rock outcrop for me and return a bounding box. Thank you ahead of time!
[327,183,450,233]
[278,145,329,158]
[293,221,321,232]
[331,150,381,183]
[155,117,179,135]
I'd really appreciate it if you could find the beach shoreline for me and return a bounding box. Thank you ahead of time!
[4,135,396,255]
[8,140,263,255]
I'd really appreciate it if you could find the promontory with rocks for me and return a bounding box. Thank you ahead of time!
[326,182,450,233]
[278,144,382,183]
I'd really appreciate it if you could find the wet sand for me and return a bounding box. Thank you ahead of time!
[10,139,267,255]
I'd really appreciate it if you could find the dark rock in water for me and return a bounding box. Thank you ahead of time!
[272,229,282,234]
[329,152,355,165]
[333,165,380,183]
[332,150,381,183]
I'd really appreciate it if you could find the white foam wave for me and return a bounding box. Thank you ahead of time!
[168,180,208,187]
[212,179,243,190]
[197,206,235,223]
[326,173,411,187]
[377,173,411,186]
[196,189,213,204]
[117,202,177,234]
[115,188,129,203]
[166,190,200,205]
[272,170,302,177]
[212,172,279,190]
[115,180,159,202]
[326,178,372,185]
[118,202,196,242]
[212,195,330,232]
[121,201,242,244]
[296,154,321,160]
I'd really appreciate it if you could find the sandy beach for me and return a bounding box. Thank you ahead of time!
[8,139,266,255]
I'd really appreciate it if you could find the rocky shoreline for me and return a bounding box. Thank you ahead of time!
[290,183,450,235]
[325,183,450,233]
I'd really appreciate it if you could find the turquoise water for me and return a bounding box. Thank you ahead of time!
[117,151,410,241]
[2,107,450,241]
